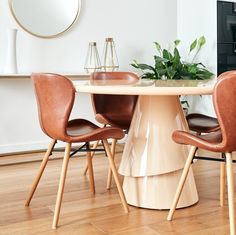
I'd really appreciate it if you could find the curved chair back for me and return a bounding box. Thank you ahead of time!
[31,73,75,141]
[218,70,236,79]
[213,71,236,152]
[90,72,139,129]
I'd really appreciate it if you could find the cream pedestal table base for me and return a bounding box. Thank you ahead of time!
[119,95,198,209]
[74,78,215,210]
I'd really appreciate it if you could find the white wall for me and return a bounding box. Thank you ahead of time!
[0,0,177,154]
[177,0,219,116]
[0,0,177,73]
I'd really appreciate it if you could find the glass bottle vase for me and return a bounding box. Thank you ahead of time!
[102,37,119,72]
[84,42,101,74]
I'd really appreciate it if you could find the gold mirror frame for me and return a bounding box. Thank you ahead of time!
[8,0,81,39]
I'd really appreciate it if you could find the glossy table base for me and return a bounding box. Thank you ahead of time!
[123,168,198,209]
[119,95,199,209]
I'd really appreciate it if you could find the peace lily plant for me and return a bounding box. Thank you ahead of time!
[131,36,214,80]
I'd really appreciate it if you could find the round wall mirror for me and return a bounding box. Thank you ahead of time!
[9,0,81,38]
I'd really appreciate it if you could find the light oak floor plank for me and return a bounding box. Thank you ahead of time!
[0,146,235,234]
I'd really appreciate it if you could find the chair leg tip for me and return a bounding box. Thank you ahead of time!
[167,215,172,221]
[124,207,129,213]
[25,201,30,207]
[52,223,57,229]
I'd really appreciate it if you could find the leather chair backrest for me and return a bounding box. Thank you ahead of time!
[213,71,236,152]
[90,72,139,121]
[31,73,75,141]
[218,70,236,80]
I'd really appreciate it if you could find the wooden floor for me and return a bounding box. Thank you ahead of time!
[0,146,234,235]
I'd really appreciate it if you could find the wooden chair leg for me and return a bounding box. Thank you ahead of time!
[86,143,95,194]
[220,161,226,207]
[103,139,129,213]
[52,143,71,229]
[167,146,197,221]
[25,139,56,206]
[83,140,100,175]
[83,124,107,176]
[225,153,235,235]
[106,139,117,189]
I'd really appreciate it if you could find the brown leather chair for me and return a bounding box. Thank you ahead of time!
[83,72,139,189]
[186,113,225,204]
[25,73,129,229]
[186,113,219,134]
[167,71,236,235]
[184,72,236,206]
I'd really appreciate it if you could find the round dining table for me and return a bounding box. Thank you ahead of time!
[74,78,215,209]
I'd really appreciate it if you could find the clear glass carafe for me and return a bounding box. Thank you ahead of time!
[101,38,119,72]
[84,42,101,74]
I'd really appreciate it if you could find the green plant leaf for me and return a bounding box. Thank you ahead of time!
[174,40,181,46]
[196,62,205,68]
[154,42,162,54]
[130,63,139,68]
[130,37,213,80]
[187,64,198,74]
[154,55,169,63]
[130,59,139,68]
[135,63,155,71]
[163,49,173,60]
[189,39,197,53]
[130,64,138,69]
[157,69,167,76]
[198,36,206,49]
[166,68,176,79]
[173,48,181,64]
[141,72,157,79]
[196,69,214,80]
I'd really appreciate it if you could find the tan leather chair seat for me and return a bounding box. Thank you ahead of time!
[186,113,219,133]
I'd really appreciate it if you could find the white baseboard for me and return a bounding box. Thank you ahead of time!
[0,138,119,156]
[0,141,66,155]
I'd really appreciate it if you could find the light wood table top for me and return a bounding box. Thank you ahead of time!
[74,79,215,95]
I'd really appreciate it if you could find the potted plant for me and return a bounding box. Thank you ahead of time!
[131,36,214,80]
